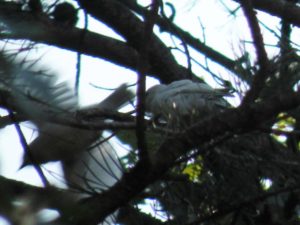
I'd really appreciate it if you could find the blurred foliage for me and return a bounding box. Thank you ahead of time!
[182,161,202,182]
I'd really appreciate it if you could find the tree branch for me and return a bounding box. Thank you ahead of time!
[135,1,160,162]
[117,0,242,80]
[69,90,300,224]
[76,0,193,83]
[240,0,270,104]
[0,6,139,73]
[234,0,300,27]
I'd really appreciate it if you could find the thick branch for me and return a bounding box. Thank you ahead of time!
[76,0,193,83]
[0,5,140,73]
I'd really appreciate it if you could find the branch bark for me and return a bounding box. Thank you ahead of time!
[0,4,140,73]
[76,0,193,83]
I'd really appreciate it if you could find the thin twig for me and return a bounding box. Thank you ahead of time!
[8,110,50,187]
[240,0,270,104]
[75,10,89,95]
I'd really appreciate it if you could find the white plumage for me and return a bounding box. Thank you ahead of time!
[13,74,130,225]
[3,67,132,196]
[63,141,122,194]
[11,70,78,121]
[146,79,231,126]
[63,141,121,224]
[0,57,130,224]
[16,81,133,166]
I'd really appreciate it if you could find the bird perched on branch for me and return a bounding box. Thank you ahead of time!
[146,79,232,127]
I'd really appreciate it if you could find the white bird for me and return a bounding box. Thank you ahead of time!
[18,82,133,166]
[10,72,132,224]
[0,57,131,224]
[146,79,231,127]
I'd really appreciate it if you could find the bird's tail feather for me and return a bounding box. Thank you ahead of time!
[97,84,134,111]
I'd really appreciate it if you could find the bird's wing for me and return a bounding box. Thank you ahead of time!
[23,83,133,166]
[10,70,78,121]
[22,123,100,166]
[63,140,122,194]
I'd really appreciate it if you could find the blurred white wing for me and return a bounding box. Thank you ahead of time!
[10,70,78,121]
[63,141,122,194]
[24,123,100,165]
